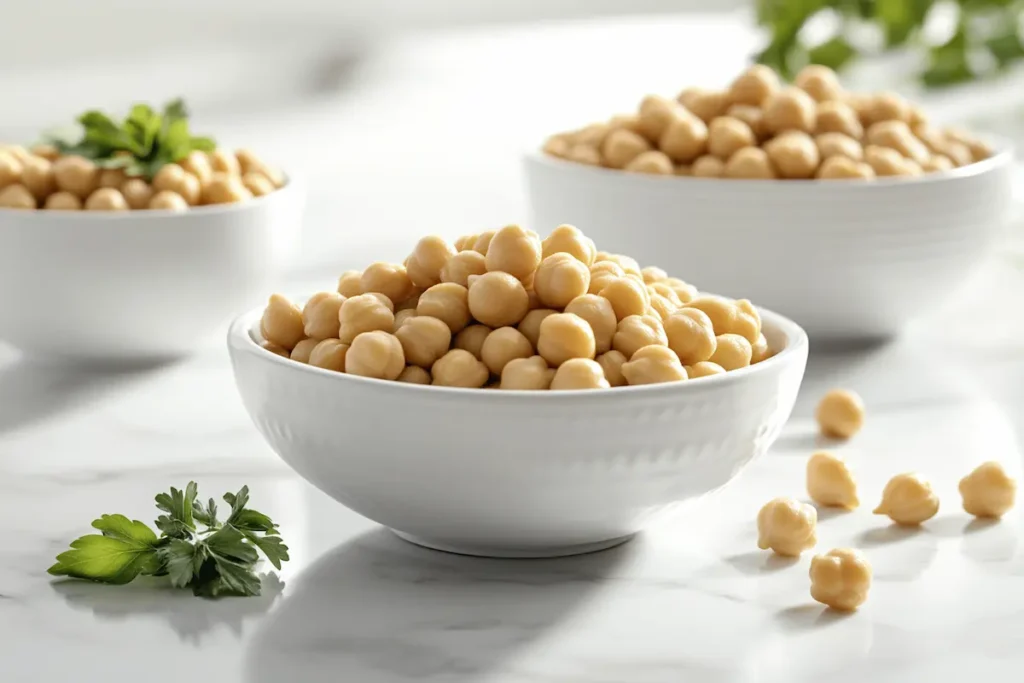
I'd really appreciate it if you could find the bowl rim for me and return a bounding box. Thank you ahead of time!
[227,297,809,400]
[0,170,302,221]
[523,135,1015,189]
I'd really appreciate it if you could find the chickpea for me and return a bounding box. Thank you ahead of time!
[658,114,708,164]
[308,339,349,372]
[750,333,771,364]
[203,173,252,204]
[541,224,597,266]
[648,293,677,321]
[290,337,319,364]
[959,462,1016,519]
[945,127,991,161]
[863,145,912,177]
[346,330,405,381]
[0,152,22,188]
[261,294,305,350]
[599,277,650,321]
[561,294,615,354]
[707,116,756,160]
[724,147,776,179]
[261,342,288,357]
[394,315,452,369]
[756,497,817,557]
[637,94,685,142]
[393,308,417,331]
[511,310,553,351]
[43,191,82,211]
[468,271,529,328]
[795,64,842,102]
[96,168,125,189]
[500,355,555,390]
[612,314,668,359]
[624,150,674,175]
[485,224,542,282]
[397,365,432,384]
[602,129,651,169]
[439,249,487,287]
[685,361,725,379]
[550,358,610,390]
[864,91,911,126]
[454,234,478,251]
[537,312,596,366]
[816,132,863,161]
[209,148,241,176]
[664,278,698,304]
[589,261,625,294]
[243,172,275,197]
[874,473,939,525]
[571,122,611,147]
[677,88,729,123]
[663,308,717,364]
[360,262,414,307]
[236,148,284,186]
[531,253,589,309]
[151,164,201,205]
[765,131,820,179]
[922,155,954,173]
[937,139,973,167]
[480,326,533,375]
[338,293,395,344]
[817,155,874,180]
[728,64,779,106]
[431,348,489,387]
[149,190,189,211]
[620,344,687,385]
[403,235,454,291]
[816,389,865,439]
[31,144,60,161]
[119,178,153,209]
[763,87,817,135]
[734,299,762,342]
[302,292,345,339]
[180,150,214,185]
[815,100,864,139]
[0,184,35,209]
[726,105,767,140]
[84,187,129,211]
[20,156,56,200]
[686,295,758,341]
[640,266,666,284]
[600,253,641,277]
[608,113,644,135]
[866,120,930,164]
[453,324,491,359]
[708,333,752,371]
[472,230,496,256]
[337,270,363,298]
[807,452,859,510]
[53,155,99,199]
[690,155,725,178]
[809,548,871,611]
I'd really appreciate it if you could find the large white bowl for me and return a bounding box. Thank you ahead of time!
[228,302,809,558]
[525,147,1015,340]
[0,181,303,362]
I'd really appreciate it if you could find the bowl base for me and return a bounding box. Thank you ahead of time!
[391,529,636,559]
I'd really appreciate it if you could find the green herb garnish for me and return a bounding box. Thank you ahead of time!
[48,482,288,598]
[47,99,216,180]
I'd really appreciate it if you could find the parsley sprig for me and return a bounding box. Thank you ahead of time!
[48,482,288,598]
[48,99,216,181]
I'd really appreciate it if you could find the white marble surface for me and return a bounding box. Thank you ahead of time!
[4,16,1024,683]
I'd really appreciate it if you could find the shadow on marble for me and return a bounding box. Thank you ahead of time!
[720,550,798,575]
[854,524,924,547]
[243,528,637,683]
[773,603,854,631]
[812,504,851,522]
[51,573,284,643]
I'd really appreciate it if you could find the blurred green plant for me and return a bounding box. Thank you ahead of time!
[755,0,1024,87]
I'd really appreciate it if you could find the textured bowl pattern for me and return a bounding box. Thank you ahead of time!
[525,147,1014,340]
[228,303,808,558]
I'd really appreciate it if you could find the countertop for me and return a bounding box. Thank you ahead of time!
[4,16,1024,683]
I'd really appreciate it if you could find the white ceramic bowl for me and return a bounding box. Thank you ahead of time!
[525,146,1015,340]
[0,181,303,362]
[228,301,808,558]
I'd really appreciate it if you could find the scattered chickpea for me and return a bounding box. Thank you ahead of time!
[500,355,555,390]
[599,277,650,321]
[338,293,395,344]
[53,155,99,199]
[816,389,865,439]
[874,473,940,525]
[203,173,252,204]
[563,294,617,354]
[624,150,674,175]
[807,452,859,510]
[84,187,129,211]
[816,132,863,161]
[261,294,305,350]
[43,191,82,211]
[809,548,871,611]
[724,147,776,179]
[602,129,651,169]
[756,497,817,557]
[361,262,414,307]
[620,344,687,385]
[764,131,820,179]
[708,333,752,371]
[537,312,596,367]
[431,348,489,387]
[551,358,610,390]
[612,314,668,359]
[690,155,725,178]
[959,462,1017,519]
[149,190,189,211]
[308,339,349,372]
[454,324,491,359]
[480,326,534,375]
[596,350,628,387]
[468,271,530,328]
[685,361,725,379]
[0,184,35,210]
[795,64,842,102]
[708,116,756,160]
[663,308,717,364]
[637,95,685,142]
[346,330,405,381]
[290,338,319,364]
[658,115,708,164]
[763,87,817,135]
[678,88,729,123]
[486,224,543,282]
[728,64,779,106]
[817,155,875,180]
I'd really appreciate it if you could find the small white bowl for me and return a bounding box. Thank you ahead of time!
[228,301,808,558]
[524,146,1015,341]
[0,180,303,362]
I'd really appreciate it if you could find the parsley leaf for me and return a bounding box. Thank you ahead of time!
[155,482,198,539]
[48,514,161,584]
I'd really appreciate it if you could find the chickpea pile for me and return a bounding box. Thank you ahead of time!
[259,224,776,389]
[543,63,992,180]
[0,144,284,211]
